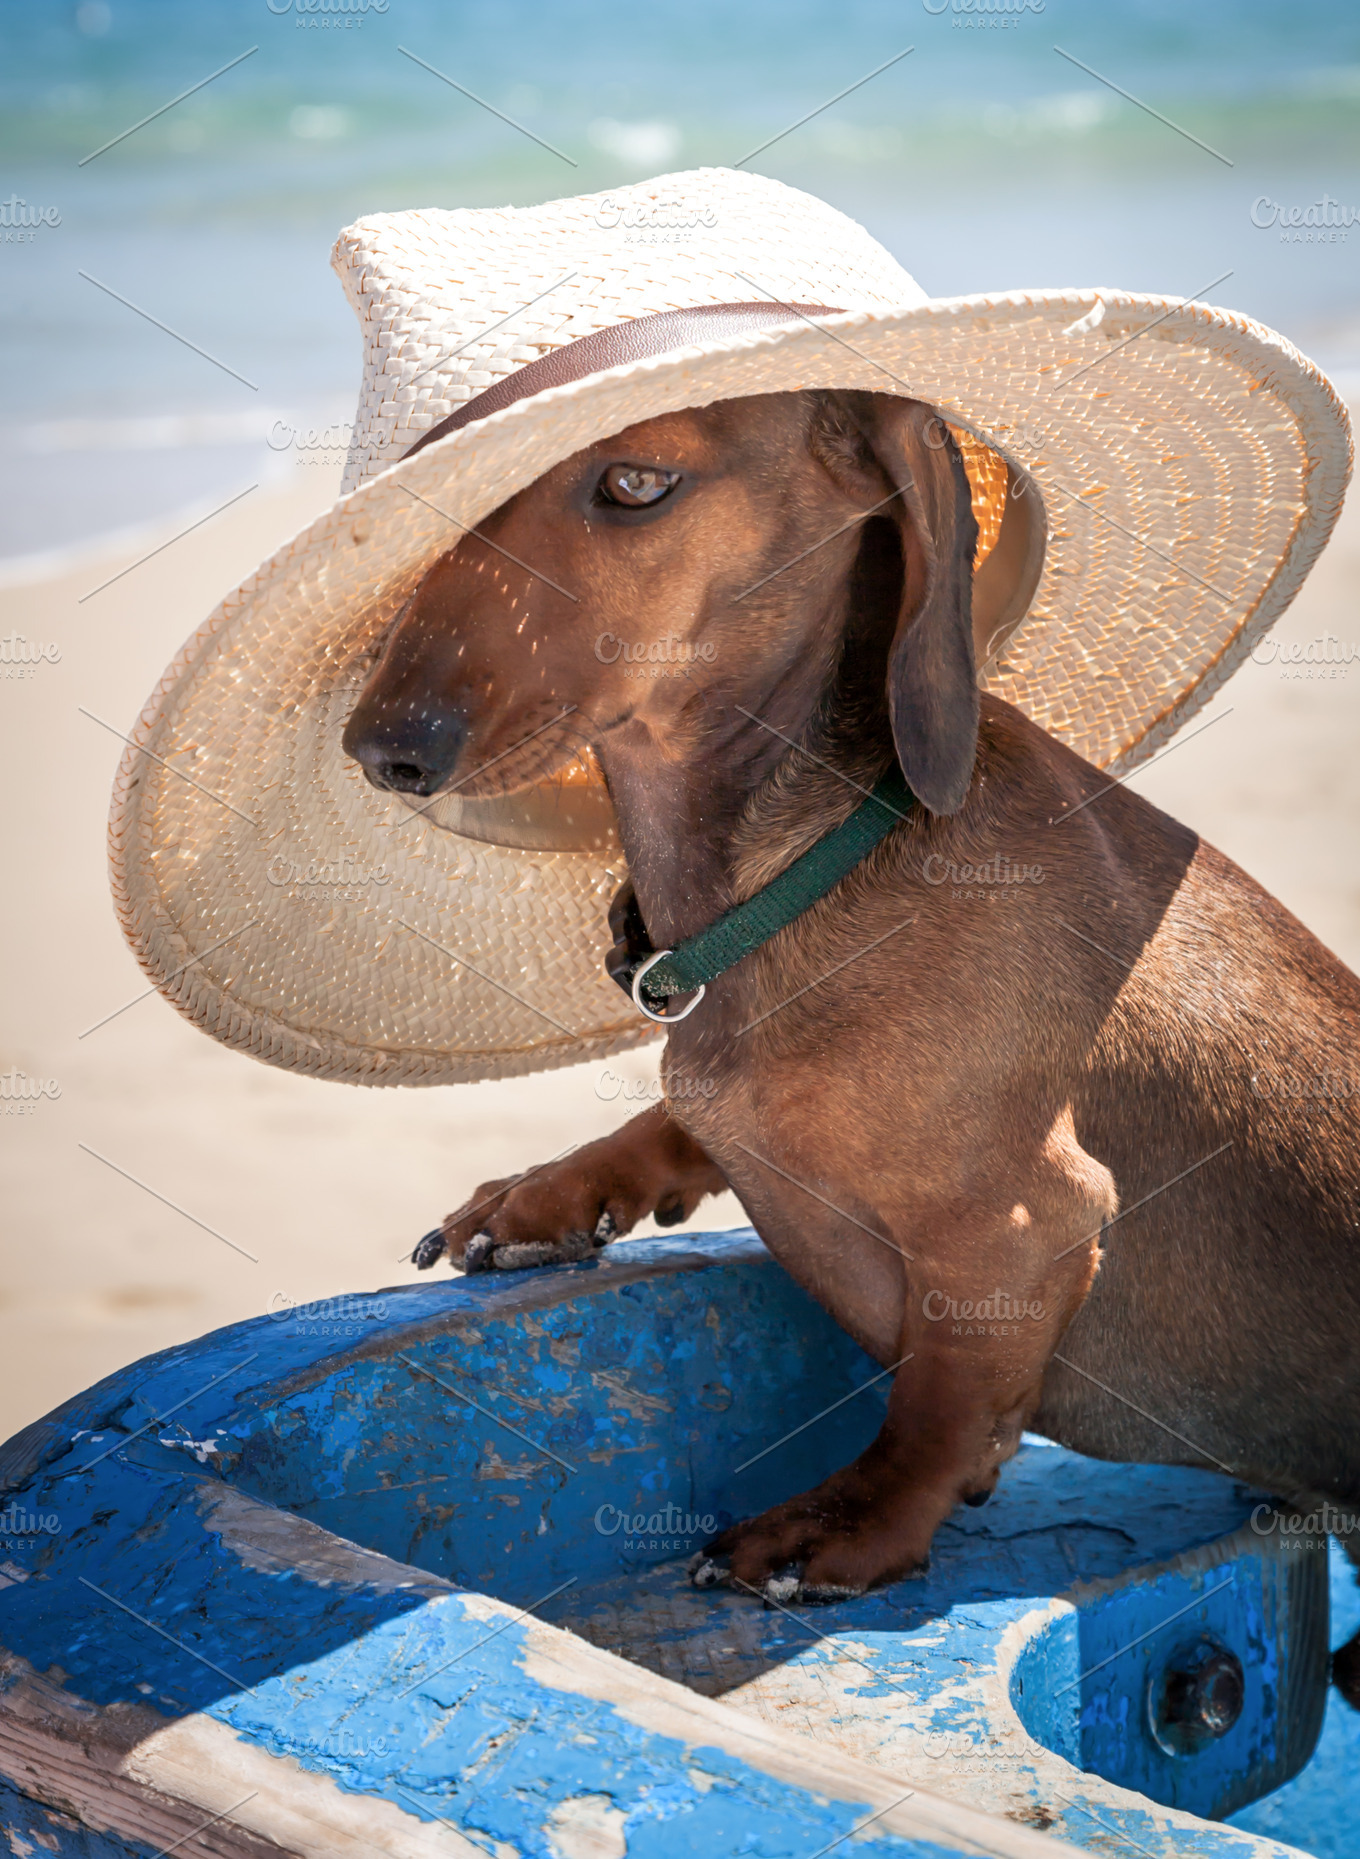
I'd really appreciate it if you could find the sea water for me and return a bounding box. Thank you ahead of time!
[1,0,1357,565]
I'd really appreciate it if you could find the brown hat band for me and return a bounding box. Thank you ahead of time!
[402,300,842,460]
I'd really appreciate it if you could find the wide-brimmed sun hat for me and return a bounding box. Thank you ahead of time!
[110,166,1351,1087]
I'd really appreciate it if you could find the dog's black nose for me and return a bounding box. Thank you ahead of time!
[342,703,467,798]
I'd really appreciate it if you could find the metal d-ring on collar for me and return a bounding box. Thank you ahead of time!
[620,767,915,1023]
[630,950,706,1025]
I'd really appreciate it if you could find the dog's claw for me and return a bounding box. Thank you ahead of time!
[462,1232,497,1275]
[688,1553,728,1590]
[761,1572,803,1607]
[412,1227,446,1270]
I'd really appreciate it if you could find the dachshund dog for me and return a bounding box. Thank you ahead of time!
[343,390,1360,1631]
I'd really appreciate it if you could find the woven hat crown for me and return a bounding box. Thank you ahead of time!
[333,166,927,492]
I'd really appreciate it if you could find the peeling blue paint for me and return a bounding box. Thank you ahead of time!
[0,1231,1339,1858]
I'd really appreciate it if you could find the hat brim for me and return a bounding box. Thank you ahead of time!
[109,293,1351,1085]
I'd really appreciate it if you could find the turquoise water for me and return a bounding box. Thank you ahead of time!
[2,0,1359,556]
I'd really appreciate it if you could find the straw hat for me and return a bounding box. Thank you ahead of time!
[109,166,1351,1087]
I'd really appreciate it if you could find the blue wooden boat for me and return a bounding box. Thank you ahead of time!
[0,1230,1351,1857]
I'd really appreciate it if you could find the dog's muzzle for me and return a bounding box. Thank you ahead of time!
[342,701,467,798]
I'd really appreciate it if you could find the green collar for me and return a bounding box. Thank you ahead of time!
[621,768,915,1022]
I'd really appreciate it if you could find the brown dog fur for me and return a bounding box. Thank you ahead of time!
[344,389,1360,1606]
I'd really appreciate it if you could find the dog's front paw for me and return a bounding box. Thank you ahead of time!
[688,1479,929,1604]
[414,1108,722,1274]
[414,1158,620,1274]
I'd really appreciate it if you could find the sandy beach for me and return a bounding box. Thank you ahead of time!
[2,455,1357,1442]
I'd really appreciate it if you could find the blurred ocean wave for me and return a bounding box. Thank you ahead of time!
[2,0,1358,557]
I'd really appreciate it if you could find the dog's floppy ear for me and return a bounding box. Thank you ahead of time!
[844,393,980,815]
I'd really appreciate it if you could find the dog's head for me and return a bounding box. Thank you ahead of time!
[343,390,980,817]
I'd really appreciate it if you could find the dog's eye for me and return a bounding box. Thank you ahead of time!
[596,464,680,508]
